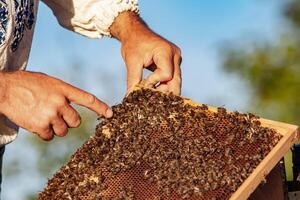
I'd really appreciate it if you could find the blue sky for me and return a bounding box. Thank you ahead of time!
[3,0,284,199]
[28,0,284,108]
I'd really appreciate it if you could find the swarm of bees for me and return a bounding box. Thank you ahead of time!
[39,88,282,200]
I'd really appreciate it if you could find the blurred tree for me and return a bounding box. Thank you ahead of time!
[221,0,300,125]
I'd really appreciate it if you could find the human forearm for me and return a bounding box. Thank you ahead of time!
[0,72,8,110]
[110,11,154,43]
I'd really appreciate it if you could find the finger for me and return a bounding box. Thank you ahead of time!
[156,83,169,93]
[126,59,143,94]
[38,127,55,141]
[52,117,68,137]
[167,54,182,95]
[59,104,81,128]
[144,54,174,88]
[62,84,113,118]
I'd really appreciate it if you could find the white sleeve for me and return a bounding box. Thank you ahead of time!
[42,0,139,38]
[0,115,18,145]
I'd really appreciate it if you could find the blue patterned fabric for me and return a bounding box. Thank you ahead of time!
[0,0,8,47]
[11,0,35,52]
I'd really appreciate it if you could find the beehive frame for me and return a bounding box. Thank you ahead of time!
[39,85,300,200]
[183,98,299,199]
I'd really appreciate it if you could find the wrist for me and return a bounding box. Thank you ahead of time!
[110,11,154,44]
[0,72,8,113]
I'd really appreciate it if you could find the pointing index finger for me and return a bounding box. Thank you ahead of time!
[61,83,113,118]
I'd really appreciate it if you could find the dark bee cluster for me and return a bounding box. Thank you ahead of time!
[38,88,282,200]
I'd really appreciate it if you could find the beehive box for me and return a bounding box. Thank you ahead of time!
[38,87,299,200]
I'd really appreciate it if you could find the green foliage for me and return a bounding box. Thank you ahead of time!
[25,194,37,200]
[222,36,300,124]
[285,0,300,28]
[221,0,300,125]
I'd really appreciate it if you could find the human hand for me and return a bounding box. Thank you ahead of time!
[110,12,182,95]
[0,71,112,141]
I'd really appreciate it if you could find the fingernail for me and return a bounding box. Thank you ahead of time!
[106,108,113,118]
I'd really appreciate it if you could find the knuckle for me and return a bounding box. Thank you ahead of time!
[40,130,54,141]
[160,71,173,81]
[86,93,96,105]
[176,47,182,57]
[173,75,182,83]
[38,121,50,131]
[157,43,172,54]
[164,44,174,54]
[53,95,67,107]
[46,109,59,121]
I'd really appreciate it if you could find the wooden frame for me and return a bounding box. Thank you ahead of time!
[183,99,299,199]
[230,118,299,200]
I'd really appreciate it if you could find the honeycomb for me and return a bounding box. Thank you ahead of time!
[38,88,282,200]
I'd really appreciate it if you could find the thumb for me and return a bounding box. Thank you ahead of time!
[126,58,143,94]
[62,83,113,118]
